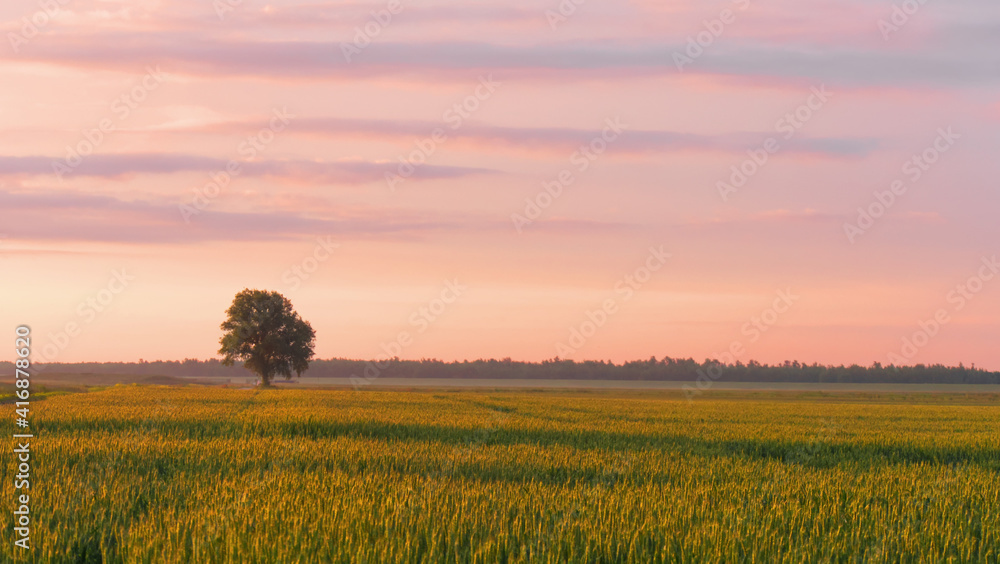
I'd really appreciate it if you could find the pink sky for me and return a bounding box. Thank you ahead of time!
[2,0,999,368]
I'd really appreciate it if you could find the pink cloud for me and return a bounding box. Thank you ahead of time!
[0,153,495,184]
[190,118,878,158]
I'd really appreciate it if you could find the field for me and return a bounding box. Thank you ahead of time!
[3,386,999,563]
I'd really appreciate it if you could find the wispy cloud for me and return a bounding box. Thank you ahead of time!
[190,118,880,158]
[0,188,632,244]
[0,154,495,183]
[4,31,997,87]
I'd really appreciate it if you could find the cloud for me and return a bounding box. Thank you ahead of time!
[685,208,844,227]
[691,40,1000,88]
[221,3,544,28]
[0,188,632,244]
[5,33,998,87]
[198,117,879,158]
[0,188,452,243]
[0,154,495,184]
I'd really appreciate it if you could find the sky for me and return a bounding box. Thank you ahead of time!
[1,0,998,368]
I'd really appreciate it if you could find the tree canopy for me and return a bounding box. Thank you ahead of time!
[218,289,316,386]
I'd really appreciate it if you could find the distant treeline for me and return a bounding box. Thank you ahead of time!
[4,357,1000,384]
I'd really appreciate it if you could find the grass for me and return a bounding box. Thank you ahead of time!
[3,386,999,563]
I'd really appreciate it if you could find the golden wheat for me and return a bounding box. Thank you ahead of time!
[3,386,997,563]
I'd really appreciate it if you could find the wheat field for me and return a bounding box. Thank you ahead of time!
[3,386,998,563]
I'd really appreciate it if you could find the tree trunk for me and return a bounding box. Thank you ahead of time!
[259,370,273,387]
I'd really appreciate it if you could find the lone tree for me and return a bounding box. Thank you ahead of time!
[219,289,316,386]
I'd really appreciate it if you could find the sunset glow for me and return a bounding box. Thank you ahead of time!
[2,0,998,368]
